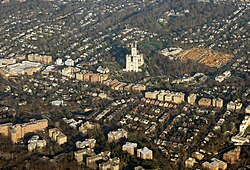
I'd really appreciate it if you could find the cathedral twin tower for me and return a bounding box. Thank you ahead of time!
[125,42,144,72]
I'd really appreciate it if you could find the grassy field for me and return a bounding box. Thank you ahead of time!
[139,40,164,54]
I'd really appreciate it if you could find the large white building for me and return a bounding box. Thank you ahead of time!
[231,115,250,145]
[65,59,75,66]
[76,138,96,149]
[55,58,64,66]
[125,42,144,72]
[137,147,153,160]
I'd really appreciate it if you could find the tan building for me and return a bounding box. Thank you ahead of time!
[99,93,107,99]
[119,83,128,91]
[108,129,128,142]
[21,67,40,75]
[78,71,108,83]
[235,102,243,111]
[28,135,46,152]
[114,82,127,91]
[122,142,137,155]
[5,61,42,77]
[192,152,204,160]
[212,98,224,108]
[0,123,12,136]
[101,79,144,92]
[137,147,153,160]
[61,67,80,77]
[74,148,95,164]
[109,79,119,86]
[76,72,84,81]
[188,94,197,105]
[78,121,98,134]
[86,151,111,169]
[157,92,166,101]
[231,135,249,145]
[164,92,174,102]
[202,161,219,170]
[27,54,53,64]
[97,66,110,74]
[124,84,133,91]
[223,147,241,164]
[16,55,26,61]
[145,91,159,100]
[227,101,236,111]
[10,119,48,143]
[185,157,196,168]
[245,105,250,114]
[90,74,100,83]
[111,82,121,90]
[76,139,96,149]
[99,157,120,170]
[145,90,184,103]
[49,128,67,145]
[172,92,185,104]
[99,74,109,83]
[202,158,227,170]
[212,158,227,170]
[103,79,113,86]
[57,134,67,145]
[0,58,16,66]
[132,84,146,91]
[198,98,212,107]
[0,119,48,143]
[227,100,242,111]
[239,115,250,134]
[83,72,94,82]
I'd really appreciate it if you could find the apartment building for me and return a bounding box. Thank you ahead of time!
[0,119,48,143]
[137,147,153,160]
[49,128,67,145]
[122,142,137,155]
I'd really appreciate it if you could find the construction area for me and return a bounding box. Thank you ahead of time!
[176,48,234,68]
